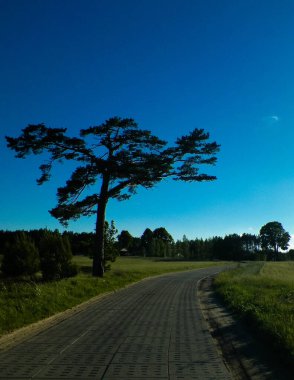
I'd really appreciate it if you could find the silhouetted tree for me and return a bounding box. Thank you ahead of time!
[141,228,154,257]
[117,230,133,251]
[180,235,190,259]
[39,230,77,281]
[6,117,219,276]
[104,221,118,269]
[129,237,142,256]
[259,221,290,259]
[288,249,294,261]
[153,227,174,244]
[1,232,40,277]
[63,231,96,257]
[240,233,260,258]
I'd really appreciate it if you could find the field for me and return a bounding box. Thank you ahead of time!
[215,261,294,364]
[0,256,224,336]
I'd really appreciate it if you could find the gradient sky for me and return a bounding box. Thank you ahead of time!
[1,0,294,244]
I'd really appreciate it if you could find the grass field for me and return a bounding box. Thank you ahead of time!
[0,256,224,336]
[215,261,294,364]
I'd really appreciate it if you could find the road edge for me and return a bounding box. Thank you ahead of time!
[197,275,293,380]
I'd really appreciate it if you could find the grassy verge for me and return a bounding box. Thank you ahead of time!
[214,261,294,364]
[0,256,224,336]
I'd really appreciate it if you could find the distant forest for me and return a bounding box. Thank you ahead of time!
[1,224,293,262]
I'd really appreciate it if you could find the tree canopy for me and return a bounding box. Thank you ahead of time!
[118,230,133,250]
[153,227,174,244]
[6,116,220,276]
[260,221,290,256]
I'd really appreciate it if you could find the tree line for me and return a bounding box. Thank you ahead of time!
[1,221,291,281]
[0,229,77,280]
[118,221,293,261]
[6,117,293,276]
[0,221,118,280]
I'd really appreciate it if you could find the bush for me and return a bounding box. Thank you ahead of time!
[60,261,78,278]
[1,232,40,277]
[39,231,77,281]
[104,221,119,271]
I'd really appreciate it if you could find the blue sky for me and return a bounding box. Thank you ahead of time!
[1,0,294,243]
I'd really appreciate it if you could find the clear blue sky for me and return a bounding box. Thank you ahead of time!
[1,0,294,244]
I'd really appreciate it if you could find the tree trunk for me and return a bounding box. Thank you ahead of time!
[92,174,110,277]
[92,198,107,276]
[274,243,279,261]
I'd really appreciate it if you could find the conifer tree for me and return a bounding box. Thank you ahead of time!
[1,232,40,277]
[6,117,219,276]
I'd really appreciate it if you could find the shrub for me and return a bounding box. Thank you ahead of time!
[1,232,40,277]
[39,231,77,281]
[104,221,119,271]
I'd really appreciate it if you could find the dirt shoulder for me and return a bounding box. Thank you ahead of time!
[198,276,292,380]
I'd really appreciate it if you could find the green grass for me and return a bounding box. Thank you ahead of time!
[215,261,294,364]
[0,256,225,336]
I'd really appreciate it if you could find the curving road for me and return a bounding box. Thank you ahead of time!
[0,266,232,379]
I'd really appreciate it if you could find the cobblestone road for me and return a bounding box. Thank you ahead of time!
[0,266,232,379]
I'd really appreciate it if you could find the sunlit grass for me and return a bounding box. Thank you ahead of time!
[0,256,225,336]
[111,256,222,274]
[215,261,294,364]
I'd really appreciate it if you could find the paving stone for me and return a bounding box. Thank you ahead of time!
[33,364,107,379]
[104,363,168,378]
[118,343,168,354]
[104,378,167,380]
[72,332,125,345]
[0,267,232,379]
[5,342,67,354]
[169,362,230,379]
[112,351,168,364]
[51,352,113,365]
[0,363,42,378]
[0,351,55,365]
[124,336,170,345]
[65,342,120,354]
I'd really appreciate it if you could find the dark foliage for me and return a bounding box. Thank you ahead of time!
[260,221,291,257]
[0,221,292,277]
[6,117,220,276]
[1,232,40,277]
[39,230,77,281]
[117,230,133,251]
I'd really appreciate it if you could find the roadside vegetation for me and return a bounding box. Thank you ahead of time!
[0,256,223,337]
[215,261,294,365]
[1,220,293,349]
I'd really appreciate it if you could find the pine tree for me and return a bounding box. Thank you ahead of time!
[6,117,219,276]
[1,232,40,277]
